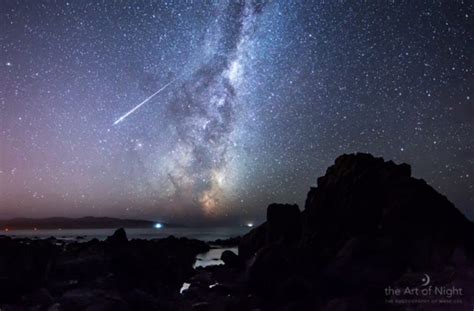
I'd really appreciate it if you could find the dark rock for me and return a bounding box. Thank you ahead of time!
[105,228,128,245]
[267,203,301,244]
[247,245,293,298]
[52,239,107,284]
[303,153,473,268]
[208,283,233,295]
[0,238,57,303]
[238,222,268,261]
[100,235,209,299]
[123,289,162,311]
[192,301,211,311]
[275,275,313,304]
[189,271,213,287]
[239,204,301,262]
[209,236,242,247]
[28,287,54,307]
[60,288,128,311]
[221,250,241,268]
[48,303,61,311]
[237,152,474,308]
[320,236,405,297]
[53,251,106,282]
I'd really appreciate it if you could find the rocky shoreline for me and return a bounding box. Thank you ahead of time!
[1,153,473,310]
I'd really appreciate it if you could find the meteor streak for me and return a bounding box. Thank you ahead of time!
[113,78,177,125]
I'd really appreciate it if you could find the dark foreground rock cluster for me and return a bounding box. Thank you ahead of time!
[0,230,209,310]
[180,153,474,311]
[1,153,473,310]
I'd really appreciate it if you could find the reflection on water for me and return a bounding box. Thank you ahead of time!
[180,282,191,294]
[181,247,238,294]
[193,247,238,268]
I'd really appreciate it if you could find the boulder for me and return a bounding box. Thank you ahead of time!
[189,271,214,288]
[238,223,268,261]
[105,228,128,245]
[238,153,474,307]
[247,245,292,298]
[302,153,473,268]
[0,238,57,302]
[239,204,301,261]
[267,203,302,244]
[221,250,241,268]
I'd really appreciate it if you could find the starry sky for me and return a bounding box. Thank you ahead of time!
[1,1,472,225]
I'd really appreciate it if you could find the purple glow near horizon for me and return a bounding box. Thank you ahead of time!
[1,1,472,224]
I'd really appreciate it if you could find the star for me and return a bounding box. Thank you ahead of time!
[0,0,471,223]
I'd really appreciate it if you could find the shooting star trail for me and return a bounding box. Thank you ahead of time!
[113,78,177,125]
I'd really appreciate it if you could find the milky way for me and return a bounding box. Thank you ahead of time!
[1,1,472,224]
[142,1,263,217]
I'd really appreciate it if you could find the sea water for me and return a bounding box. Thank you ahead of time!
[2,226,249,242]
[2,227,245,269]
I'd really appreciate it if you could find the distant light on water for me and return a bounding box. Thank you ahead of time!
[154,223,163,229]
[246,223,254,228]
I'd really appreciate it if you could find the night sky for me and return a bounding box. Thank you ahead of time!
[1,1,472,225]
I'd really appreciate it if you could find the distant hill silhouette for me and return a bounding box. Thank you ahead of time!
[0,216,178,230]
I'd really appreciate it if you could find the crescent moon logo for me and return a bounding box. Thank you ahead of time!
[421,273,430,286]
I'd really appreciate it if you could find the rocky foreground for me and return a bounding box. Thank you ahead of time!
[1,153,474,310]
[0,229,210,311]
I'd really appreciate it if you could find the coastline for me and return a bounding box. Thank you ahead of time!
[0,228,242,310]
[1,154,473,310]
[0,226,250,242]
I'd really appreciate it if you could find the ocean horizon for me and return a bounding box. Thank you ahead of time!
[1,226,251,242]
